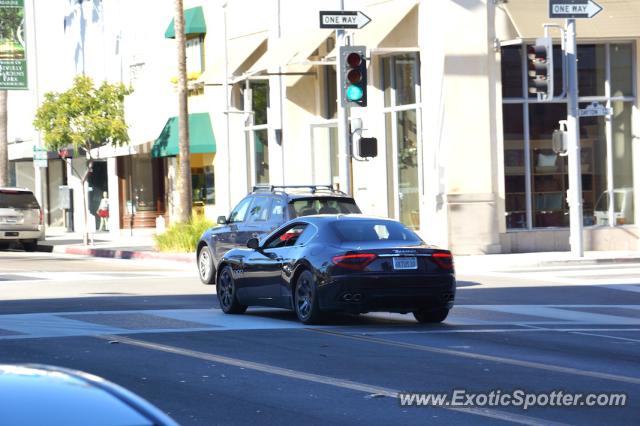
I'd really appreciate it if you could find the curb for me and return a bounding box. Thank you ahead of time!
[53,246,195,263]
[456,256,640,272]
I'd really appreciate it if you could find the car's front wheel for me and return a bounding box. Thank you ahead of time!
[294,270,323,324]
[217,266,247,314]
[413,308,449,323]
[198,245,215,284]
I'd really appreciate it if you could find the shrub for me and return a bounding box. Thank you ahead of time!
[154,216,214,253]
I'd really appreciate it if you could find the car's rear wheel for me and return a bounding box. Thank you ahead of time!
[23,240,38,252]
[294,270,323,324]
[217,266,247,314]
[198,245,215,284]
[413,308,449,323]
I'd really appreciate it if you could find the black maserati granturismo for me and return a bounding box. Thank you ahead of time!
[214,215,455,324]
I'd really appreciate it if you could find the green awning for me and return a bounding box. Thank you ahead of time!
[152,112,216,158]
[164,6,207,39]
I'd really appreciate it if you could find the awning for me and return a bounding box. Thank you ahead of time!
[244,28,334,76]
[504,0,640,39]
[165,6,207,39]
[325,0,418,59]
[152,112,216,158]
[201,31,268,84]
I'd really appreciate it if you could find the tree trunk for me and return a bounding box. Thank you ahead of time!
[0,90,8,187]
[174,0,192,223]
[81,159,94,245]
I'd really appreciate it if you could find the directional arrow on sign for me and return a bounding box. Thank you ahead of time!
[549,0,603,19]
[319,11,372,30]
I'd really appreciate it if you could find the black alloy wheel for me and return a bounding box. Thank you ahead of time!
[294,270,323,324]
[217,266,247,314]
[198,245,215,284]
[413,308,449,323]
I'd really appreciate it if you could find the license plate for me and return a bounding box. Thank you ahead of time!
[393,256,417,270]
[0,216,18,224]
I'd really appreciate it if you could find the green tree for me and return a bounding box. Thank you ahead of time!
[33,75,132,244]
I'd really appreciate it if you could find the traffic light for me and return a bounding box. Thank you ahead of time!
[340,45,367,107]
[527,37,553,101]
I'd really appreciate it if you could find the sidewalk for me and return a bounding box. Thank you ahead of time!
[42,227,194,264]
[40,227,640,270]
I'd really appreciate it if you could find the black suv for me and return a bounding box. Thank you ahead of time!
[197,185,361,284]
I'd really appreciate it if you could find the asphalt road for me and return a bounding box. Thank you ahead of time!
[0,251,639,425]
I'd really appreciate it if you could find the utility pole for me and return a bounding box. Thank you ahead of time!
[565,18,584,257]
[335,1,352,195]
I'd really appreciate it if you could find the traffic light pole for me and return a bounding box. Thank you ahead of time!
[336,27,352,195]
[565,18,584,257]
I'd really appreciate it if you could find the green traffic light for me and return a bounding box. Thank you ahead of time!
[346,84,363,102]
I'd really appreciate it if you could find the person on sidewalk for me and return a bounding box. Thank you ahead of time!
[96,192,109,231]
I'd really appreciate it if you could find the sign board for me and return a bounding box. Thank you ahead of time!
[33,146,47,168]
[578,101,612,117]
[0,0,28,90]
[549,0,603,19]
[319,11,371,29]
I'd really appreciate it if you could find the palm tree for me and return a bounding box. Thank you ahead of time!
[174,0,192,223]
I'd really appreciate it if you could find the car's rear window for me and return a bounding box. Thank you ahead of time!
[0,190,40,209]
[290,198,361,217]
[330,220,422,243]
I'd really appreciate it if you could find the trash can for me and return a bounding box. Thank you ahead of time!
[192,201,205,219]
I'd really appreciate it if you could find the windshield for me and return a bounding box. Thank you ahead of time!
[330,220,422,243]
[290,198,361,217]
[0,191,40,209]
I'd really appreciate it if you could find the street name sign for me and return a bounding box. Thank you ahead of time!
[319,11,371,29]
[578,101,612,117]
[549,0,603,19]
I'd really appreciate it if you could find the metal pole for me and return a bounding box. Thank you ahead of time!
[222,2,232,209]
[336,1,352,195]
[565,19,584,256]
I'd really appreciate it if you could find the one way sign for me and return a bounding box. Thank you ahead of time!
[319,11,371,29]
[549,0,603,19]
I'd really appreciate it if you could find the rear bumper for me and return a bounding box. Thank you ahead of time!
[0,229,44,241]
[317,274,456,314]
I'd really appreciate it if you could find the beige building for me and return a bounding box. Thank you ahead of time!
[8,0,640,254]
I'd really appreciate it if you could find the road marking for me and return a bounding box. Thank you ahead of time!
[353,327,640,335]
[569,331,640,343]
[307,329,640,385]
[97,335,568,426]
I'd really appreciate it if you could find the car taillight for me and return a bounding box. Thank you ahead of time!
[332,253,377,271]
[432,252,453,270]
[39,209,44,225]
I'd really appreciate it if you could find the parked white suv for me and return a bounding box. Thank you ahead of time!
[0,188,44,251]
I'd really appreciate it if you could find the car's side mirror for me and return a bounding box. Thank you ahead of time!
[247,238,260,250]
[217,215,228,225]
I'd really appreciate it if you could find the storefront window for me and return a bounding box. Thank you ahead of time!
[502,43,635,230]
[192,165,214,205]
[382,54,421,230]
[501,46,523,98]
[245,80,269,185]
[503,104,526,229]
[254,129,269,185]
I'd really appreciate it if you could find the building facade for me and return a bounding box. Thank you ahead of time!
[6,0,640,254]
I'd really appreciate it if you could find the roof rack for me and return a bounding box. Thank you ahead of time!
[251,184,347,195]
